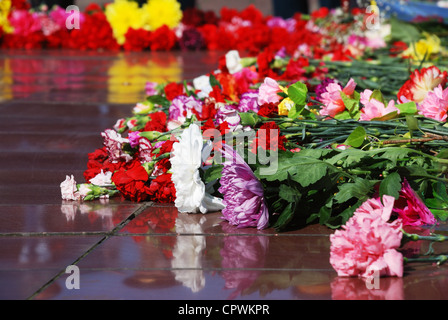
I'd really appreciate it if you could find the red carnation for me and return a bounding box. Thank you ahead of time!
[67,12,119,51]
[280,57,309,81]
[124,28,152,51]
[147,173,176,203]
[112,161,151,202]
[220,7,238,22]
[251,122,287,153]
[164,82,184,101]
[197,24,219,50]
[257,48,277,78]
[143,111,167,132]
[11,0,30,10]
[84,147,128,182]
[311,7,329,19]
[159,140,176,155]
[149,25,177,51]
[239,4,264,24]
[257,102,278,118]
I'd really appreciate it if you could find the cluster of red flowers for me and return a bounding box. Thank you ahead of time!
[85,115,177,203]
[0,2,364,59]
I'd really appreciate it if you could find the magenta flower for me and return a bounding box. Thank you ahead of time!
[127,131,140,148]
[330,195,404,278]
[218,144,269,230]
[393,178,437,226]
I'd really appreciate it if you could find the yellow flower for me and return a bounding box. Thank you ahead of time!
[278,97,294,116]
[277,85,293,116]
[0,0,13,34]
[403,32,443,61]
[141,0,182,31]
[105,0,145,45]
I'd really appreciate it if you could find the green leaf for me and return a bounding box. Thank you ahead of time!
[344,126,366,148]
[405,115,419,131]
[429,209,448,221]
[327,149,366,167]
[278,184,300,202]
[239,112,261,126]
[287,81,308,106]
[340,91,358,113]
[397,101,418,115]
[257,154,328,188]
[433,181,448,203]
[370,89,386,106]
[209,74,222,89]
[379,172,402,200]
[287,103,305,119]
[203,165,223,183]
[318,197,333,225]
[334,110,352,120]
[273,202,295,230]
[334,177,375,204]
[146,95,170,108]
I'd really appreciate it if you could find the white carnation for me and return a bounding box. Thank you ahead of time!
[170,124,225,214]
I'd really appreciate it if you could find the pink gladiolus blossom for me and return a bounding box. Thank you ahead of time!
[330,195,403,278]
[257,77,282,105]
[218,144,269,230]
[319,78,357,118]
[417,85,448,122]
[393,178,437,226]
[359,89,399,121]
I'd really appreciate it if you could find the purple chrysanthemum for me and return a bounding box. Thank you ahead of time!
[218,144,269,230]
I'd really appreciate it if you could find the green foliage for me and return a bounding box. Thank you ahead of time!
[253,134,447,231]
[287,81,308,106]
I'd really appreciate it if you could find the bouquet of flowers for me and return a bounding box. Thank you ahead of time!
[58,5,448,279]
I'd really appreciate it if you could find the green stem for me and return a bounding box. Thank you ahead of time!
[402,230,448,242]
[403,255,448,266]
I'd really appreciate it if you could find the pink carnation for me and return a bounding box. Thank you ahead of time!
[330,195,403,278]
[257,77,282,105]
[359,89,399,121]
[417,85,448,122]
[319,78,357,118]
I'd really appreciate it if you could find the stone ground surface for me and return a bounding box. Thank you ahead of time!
[1,49,448,300]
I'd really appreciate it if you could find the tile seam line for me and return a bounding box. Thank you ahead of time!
[114,233,331,237]
[26,202,151,300]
